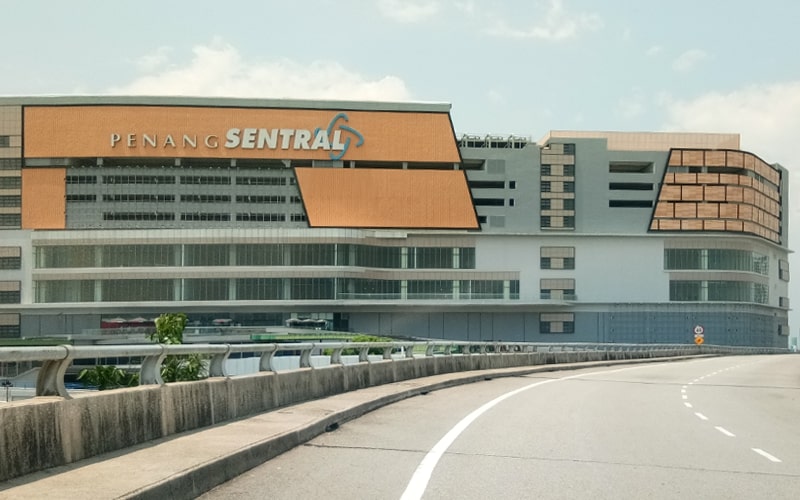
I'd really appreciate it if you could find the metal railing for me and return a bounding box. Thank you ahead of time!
[0,341,788,399]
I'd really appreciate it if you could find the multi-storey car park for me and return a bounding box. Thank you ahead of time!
[0,96,790,346]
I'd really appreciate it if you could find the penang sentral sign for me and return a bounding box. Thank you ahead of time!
[24,105,460,163]
[111,112,365,161]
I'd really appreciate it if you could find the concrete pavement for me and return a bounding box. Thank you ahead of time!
[0,357,688,500]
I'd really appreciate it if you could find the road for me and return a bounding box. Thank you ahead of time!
[201,355,800,499]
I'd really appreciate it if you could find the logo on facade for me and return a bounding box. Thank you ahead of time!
[110,112,365,160]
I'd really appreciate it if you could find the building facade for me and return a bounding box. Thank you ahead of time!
[0,97,790,346]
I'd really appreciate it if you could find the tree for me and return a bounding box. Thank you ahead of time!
[148,313,206,382]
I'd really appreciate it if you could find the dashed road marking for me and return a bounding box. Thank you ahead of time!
[715,426,735,437]
[695,412,709,421]
[752,448,782,463]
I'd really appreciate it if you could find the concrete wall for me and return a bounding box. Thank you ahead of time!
[0,349,670,482]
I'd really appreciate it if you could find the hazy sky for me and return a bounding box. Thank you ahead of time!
[2,0,799,339]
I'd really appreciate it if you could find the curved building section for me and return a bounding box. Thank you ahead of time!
[651,148,783,244]
[0,97,790,347]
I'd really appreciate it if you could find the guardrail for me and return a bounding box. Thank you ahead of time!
[0,341,787,399]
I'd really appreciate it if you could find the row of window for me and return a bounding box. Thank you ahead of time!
[98,212,305,222]
[669,280,769,304]
[67,175,293,185]
[66,194,304,204]
[33,278,520,303]
[34,244,478,270]
[664,249,769,275]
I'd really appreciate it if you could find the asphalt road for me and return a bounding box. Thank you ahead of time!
[201,355,800,499]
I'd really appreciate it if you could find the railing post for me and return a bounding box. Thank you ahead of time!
[383,346,393,360]
[299,345,312,368]
[140,345,166,385]
[259,346,278,372]
[36,345,72,398]
[358,346,370,363]
[208,344,231,378]
[330,346,344,365]
[425,343,435,357]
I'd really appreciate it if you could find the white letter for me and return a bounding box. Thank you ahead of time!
[293,129,311,150]
[331,130,345,150]
[143,134,157,148]
[164,135,176,148]
[311,130,331,150]
[183,135,197,148]
[127,134,136,147]
[110,133,121,147]
[256,129,278,149]
[241,128,257,149]
[279,129,294,149]
[205,135,219,148]
[225,128,241,148]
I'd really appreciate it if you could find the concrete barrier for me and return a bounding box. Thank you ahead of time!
[0,341,786,482]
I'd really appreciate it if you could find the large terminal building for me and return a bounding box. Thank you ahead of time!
[0,96,790,346]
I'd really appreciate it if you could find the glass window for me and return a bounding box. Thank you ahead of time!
[185,245,230,266]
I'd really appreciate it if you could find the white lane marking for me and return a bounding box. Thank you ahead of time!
[752,448,782,463]
[695,412,709,421]
[400,366,644,500]
[682,385,687,389]
[684,402,693,408]
[681,388,686,393]
[682,395,688,400]
[715,426,735,437]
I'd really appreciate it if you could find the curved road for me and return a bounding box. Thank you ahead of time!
[202,355,800,499]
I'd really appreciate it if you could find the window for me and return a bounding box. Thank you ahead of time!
[540,247,575,269]
[541,181,551,192]
[609,161,653,173]
[473,198,505,206]
[66,194,95,202]
[609,200,653,208]
[103,212,175,221]
[541,165,552,176]
[563,182,575,193]
[509,181,516,189]
[0,135,10,147]
[235,213,286,222]
[468,180,505,189]
[103,194,175,202]
[236,195,286,204]
[0,281,21,304]
[236,176,286,186]
[540,279,575,299]
[181,195,231,203]
[179,176,229,185]
[104,175,175,184]
[180,213,231,222]
[563,165,575,176]
[290,213,307,222]
[0,177,21,189]
[609,182,653,191]
[66,175,97,184]
[0,195,21,207]
[540,313,574,333]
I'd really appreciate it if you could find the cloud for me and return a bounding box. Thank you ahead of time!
[485,0,603,41]
[377,0,441,23]
[671,49,708,72]
[109,39,413,102]
[616,87,646,119]
[646,45,662,57]
[662,81,800,329]
[135,46,173,73]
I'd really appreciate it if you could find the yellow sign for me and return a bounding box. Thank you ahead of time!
[695,336,704,345]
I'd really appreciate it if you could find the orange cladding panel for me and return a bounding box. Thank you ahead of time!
[296,168,479,229]
[24,106,461,163]
[22,169,66,229]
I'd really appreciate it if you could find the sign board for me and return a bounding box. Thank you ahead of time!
[693,325,704,335]
[695,336,704,345]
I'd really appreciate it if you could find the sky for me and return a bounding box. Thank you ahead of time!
[2,0,799,342]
